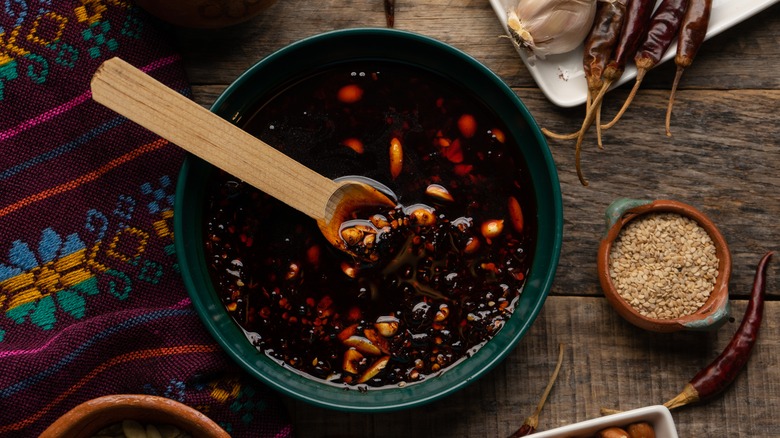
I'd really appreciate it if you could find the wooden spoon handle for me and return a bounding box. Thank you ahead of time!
[90,57,337,221]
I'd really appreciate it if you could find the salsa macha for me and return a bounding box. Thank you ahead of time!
[203,61,537,389]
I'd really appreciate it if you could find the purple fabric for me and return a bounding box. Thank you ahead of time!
[0,2,293,436]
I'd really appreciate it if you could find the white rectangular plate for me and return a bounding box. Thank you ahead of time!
[531,405,679,438]
[490,0,780,107]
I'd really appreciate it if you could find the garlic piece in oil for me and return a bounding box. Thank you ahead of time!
[507,0,597,59]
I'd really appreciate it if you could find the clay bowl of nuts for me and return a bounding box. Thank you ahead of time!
[175,29,563,411]
[597,198,732,333]
[39,394,229,438]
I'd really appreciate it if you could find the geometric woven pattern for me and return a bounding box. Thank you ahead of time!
[0,2,293,435]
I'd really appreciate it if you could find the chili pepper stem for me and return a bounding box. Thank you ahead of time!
[665,66,685,137]
[508,343,565,437]
[596,102,604,149]
[543,93,591,140]
[663,382,700,410]
[542,127,579,140]
[575,81,611,185]
[603,68,648,130]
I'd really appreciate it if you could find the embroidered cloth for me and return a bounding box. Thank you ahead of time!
[0,2,293,436]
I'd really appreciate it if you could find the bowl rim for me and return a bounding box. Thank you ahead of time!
[174,27,563,411]
[597,198,732,333]
[39,394,230,438]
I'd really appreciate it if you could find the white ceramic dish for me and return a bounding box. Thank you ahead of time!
[490,0,780,107]
[532,405,678,438]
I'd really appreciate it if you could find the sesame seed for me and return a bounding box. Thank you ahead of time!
[608,213,719,319]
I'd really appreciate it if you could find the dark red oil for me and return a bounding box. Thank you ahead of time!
[203,61,537,389]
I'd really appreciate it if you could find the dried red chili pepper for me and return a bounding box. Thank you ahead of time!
[664,251,774,410]
[384,0,395,28]
[601,0,656,86]
[508,344,565,437]
[583,0,629,144]
[665,0,712,136]
[603,0,690,129]
[569,0,654,185]
[543,0,627,142]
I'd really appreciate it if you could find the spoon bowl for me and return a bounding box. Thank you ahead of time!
[318,177,397,254]
[90,57,396,259]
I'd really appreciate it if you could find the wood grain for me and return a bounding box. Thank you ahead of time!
[171,0,780,435]
[284,297,780,437]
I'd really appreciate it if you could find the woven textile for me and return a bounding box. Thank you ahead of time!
[0,2,294,436]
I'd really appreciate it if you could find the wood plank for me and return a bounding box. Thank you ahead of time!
[173,1,780,90]
[284,296,780,437]
[531,88,780,300]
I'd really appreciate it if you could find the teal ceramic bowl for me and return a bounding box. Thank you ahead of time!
[175,28,563,412]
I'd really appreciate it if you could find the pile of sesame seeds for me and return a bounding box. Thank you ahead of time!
[608,212,720,320]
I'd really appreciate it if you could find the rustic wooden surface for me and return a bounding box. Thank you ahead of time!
[169,1,780,436]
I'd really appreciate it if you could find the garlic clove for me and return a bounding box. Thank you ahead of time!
[507,0,597,59]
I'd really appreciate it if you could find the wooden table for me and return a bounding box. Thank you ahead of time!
[172,1,780,436]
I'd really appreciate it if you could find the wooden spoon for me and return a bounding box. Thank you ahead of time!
[90,57,396,258]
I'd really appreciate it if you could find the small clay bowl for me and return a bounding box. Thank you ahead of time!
[597,198,732,333]
[39,394,230,438]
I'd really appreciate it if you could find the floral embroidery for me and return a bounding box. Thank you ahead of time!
[0,177,177,336]
[0,228,94,330]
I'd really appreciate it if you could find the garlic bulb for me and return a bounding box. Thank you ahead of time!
[507,0,597,59]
